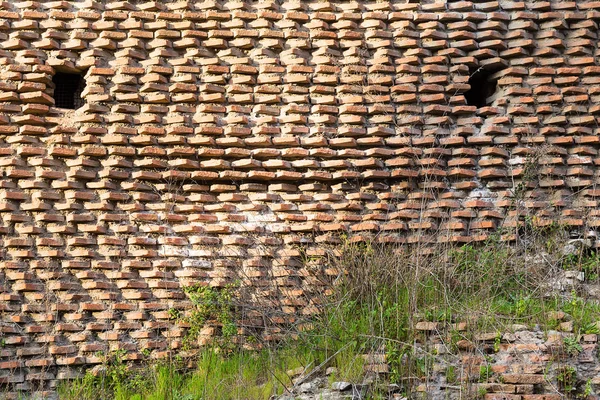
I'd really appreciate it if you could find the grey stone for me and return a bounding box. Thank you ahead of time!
[299,382,316,393]
[564,270,585,281]
[331,381,352,391]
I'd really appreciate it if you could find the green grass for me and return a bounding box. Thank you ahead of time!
[58,233,600,400]
[59,348,300,400]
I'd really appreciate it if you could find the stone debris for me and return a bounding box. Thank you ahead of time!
[275,377,371,400]
[331,381,352,391]
[275,323,600,399]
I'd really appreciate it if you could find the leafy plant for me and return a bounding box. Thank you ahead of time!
[557,365,577,393]
[563,336,583,357]
[477,386,488,398]
[182,283,239,350]
[57,349,155,400]
[445,366,457,384]
[583,379,593,397]
[493,334,501,353]
[582,322,600,335]
[478,365,493,383]
[580,253,600,282]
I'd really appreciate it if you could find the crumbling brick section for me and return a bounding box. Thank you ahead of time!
[0,0,600,396]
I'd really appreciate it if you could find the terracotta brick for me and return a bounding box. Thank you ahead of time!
[485,394,523,400]
[501,374,545,384]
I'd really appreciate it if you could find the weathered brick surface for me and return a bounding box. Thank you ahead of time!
[1,0,600,396]
[400,328,600,399]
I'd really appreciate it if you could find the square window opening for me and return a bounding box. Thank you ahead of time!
[464,68,498,108]
[52,72,86,109]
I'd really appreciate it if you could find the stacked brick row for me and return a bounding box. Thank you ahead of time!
[1,0,600,396]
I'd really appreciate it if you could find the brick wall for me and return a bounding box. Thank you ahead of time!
[1,0,600,396]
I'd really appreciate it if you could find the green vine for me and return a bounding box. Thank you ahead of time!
[181,283,239,351]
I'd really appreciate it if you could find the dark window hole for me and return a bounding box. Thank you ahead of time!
[52,72,86,109]
[464,68,498,108]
